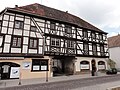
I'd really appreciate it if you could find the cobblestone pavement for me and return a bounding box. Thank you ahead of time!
[1,74,120,90]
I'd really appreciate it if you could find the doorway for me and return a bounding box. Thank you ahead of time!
[91,59,96,72]
[0,62,20,80]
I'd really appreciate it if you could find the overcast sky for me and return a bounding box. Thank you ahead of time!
[0,0,120,37]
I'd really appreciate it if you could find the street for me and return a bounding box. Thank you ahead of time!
[1,74,120,90]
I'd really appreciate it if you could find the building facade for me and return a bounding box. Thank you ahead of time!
[0,3,109,80]
[108,35,120,69]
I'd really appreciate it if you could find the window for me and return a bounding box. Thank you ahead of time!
[29,38,38,49]
[0,20,2,26]
[68,40,74,48]
[99,34,103,40]
[92,44,97,55]
[31,26,37,32]
[50,22,56,30]
[91,32,96,39]
[12,36,22,47]
[83,42,89,55]
[0,21,2,30]
[0,35,3,47]
[65,25,72,34]
[14,20,24,29]
[100,45,104,56]
[83,30,88,38]
[51,38,60,46]
[32,59,48,71]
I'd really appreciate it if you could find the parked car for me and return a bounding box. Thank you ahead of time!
[106,68,117,75]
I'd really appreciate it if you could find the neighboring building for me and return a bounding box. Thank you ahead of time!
[108,34,120,69]
[0,3,109,80]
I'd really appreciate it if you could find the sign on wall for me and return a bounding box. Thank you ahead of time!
[41,65,47,70]
[33,65,40,70]
[22,62,31,69]
[80,64,89,69]
[10,67,20,78]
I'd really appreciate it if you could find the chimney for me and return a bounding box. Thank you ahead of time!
[66,11,68,13]
[15,5,18,8]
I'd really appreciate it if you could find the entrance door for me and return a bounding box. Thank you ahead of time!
[1,65,10,79]
[91,59,96,72]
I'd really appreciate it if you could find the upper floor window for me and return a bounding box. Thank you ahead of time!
[50,22,56,30]
[0,35,3,47]
[91,32,96,39]
[0,20,2,26]
[31,26,37,32]
[0,21,2,30]
[12,36,22,47]
[14,20,24,29]
[92,44,97,55]
[83,42,89,55]
[83,30,88,38]
[65,25,72,34]
[100,45,104,56]
[68,40,74,48]
[99,34,103,40]
[29,38,38,49]
[51,38,60,47]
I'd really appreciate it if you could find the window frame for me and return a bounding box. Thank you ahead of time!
[30,26,38,32]
[14,20,24,29]
[83,42,89,55]
[65,25,72,34]
[68,40,74,48]
[83,30,88,38]
[31,59,48,72]
[12,36,22,48]
[50,21,56,30]
[92,44,97,55]
[51,38,60,47]
[29,37,38,49]
[0,35,4,47]
[100,45,105,56]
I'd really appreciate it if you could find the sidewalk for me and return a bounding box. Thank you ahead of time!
[0,72,107,88]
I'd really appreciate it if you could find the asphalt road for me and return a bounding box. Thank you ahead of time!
[1,74,120,90]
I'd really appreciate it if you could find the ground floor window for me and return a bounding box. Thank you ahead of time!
[80,61,90,71]
[98,61,105,70]
[32,59,48,71]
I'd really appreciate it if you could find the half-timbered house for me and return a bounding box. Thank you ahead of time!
[0,3,109,80]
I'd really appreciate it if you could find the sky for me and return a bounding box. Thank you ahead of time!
[0,0,120,37]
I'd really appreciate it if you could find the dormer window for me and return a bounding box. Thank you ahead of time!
[14,20,24,29]
[65,25,72,34]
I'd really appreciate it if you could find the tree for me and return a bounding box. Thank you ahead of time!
[107,59,116,69]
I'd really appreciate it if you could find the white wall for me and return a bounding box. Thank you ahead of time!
[109,47,120,68]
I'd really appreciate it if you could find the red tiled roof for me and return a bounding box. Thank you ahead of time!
[108,35,120,48]
[9,3,106,33]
